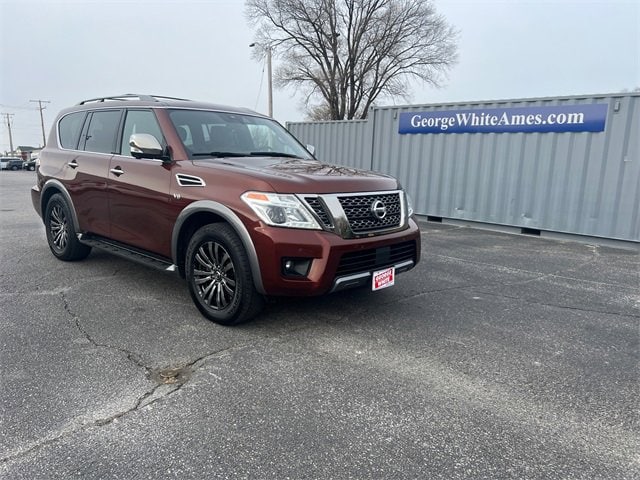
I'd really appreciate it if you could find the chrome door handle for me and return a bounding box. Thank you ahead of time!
[68,160,78,168]
[110,167,124,177]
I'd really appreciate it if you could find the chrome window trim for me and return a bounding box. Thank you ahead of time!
[60,150,113,157]
[111,153,165,163]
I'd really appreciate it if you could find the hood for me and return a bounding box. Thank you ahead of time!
[192,157,399,194]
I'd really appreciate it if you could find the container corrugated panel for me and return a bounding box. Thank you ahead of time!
[287,120,372,170]
[371,94,639,242]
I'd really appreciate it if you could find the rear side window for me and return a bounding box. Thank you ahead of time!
[82,110,122,154]
[120,110,164,156]
[58,112,86,149]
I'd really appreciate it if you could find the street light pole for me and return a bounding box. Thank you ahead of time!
[266,46,273,118]
[250,43,273,117]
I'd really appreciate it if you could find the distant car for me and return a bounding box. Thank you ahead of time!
[0,158,24,170]
[23,159,37,171]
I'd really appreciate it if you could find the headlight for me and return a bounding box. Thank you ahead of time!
[242,192,321,229]
[405,191,414,217]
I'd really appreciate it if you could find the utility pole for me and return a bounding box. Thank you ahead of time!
[2,113,15,154]
[30,99,50,147]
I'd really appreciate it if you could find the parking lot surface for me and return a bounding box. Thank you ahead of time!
[1,171,638,479]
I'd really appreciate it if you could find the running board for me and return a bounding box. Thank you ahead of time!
[78,234,177,273]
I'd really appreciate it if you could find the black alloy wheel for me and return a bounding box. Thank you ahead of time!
[194,241,236,311]
[186,223,263,325]
[44,194,91,261]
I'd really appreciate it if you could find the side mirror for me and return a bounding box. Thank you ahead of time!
[306,144,316,156]
[130,134,166,160]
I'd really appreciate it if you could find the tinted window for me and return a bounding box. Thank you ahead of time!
[58,112,86,149]
[120,110,164,156]
[83,110,121,154]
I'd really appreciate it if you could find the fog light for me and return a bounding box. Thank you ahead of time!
[282,258,312,277]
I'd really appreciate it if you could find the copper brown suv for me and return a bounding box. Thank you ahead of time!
[31,94,421,325]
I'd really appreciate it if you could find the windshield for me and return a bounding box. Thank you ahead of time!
[168,109,313,160]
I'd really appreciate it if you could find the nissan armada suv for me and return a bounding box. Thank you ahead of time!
[31,94,421,325]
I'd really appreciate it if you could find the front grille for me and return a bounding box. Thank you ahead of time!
[338,193,402,233]
[336,241,416,276]
[304,197,333,228]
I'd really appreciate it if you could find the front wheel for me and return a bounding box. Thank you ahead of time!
[44,194,92,261]
[186,223,264,325]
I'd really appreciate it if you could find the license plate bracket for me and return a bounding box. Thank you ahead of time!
[372,266,395,291]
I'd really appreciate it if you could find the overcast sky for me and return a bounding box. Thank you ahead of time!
[1,0,638,152]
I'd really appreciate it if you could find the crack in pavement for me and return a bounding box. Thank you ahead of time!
[0,291,259,465]
[61,292,150,373]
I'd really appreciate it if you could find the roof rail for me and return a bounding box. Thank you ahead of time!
[77,94,190,105]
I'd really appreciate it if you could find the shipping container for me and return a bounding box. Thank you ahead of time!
[288,93,639,243]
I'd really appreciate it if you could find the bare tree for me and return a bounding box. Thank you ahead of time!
[246,0,458,120]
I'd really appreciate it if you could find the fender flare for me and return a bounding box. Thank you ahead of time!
[41,179,81,232]
[171,201,265,295]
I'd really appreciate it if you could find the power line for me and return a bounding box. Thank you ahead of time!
[30,99,51,147]
[0,103,37,110]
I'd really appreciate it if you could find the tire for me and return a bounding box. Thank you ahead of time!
[44,194,92,261]
[185,223,264,325]
[11,165,18,171]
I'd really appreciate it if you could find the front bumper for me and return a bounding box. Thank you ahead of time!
[250,218,421,296]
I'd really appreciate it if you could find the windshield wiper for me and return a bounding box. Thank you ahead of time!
[249,152,305,159]
[192,151,248,158]
[192,151,306,159]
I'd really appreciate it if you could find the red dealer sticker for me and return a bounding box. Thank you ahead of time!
[372,266,395,291]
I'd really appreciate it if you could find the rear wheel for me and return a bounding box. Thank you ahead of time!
[44,194,92,261]
[186,223,264,325]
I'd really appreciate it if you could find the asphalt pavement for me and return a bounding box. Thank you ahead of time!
[1,170,638,479]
